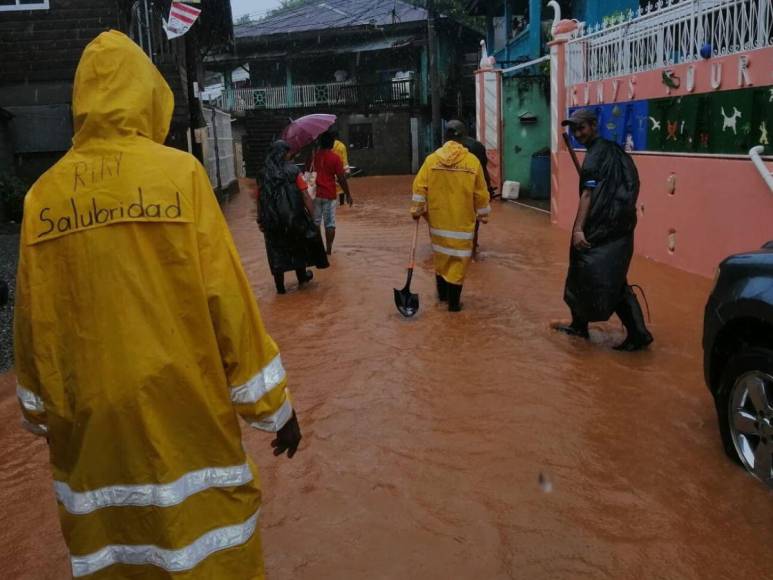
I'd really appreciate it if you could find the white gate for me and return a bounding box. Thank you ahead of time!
[202,106,236,193]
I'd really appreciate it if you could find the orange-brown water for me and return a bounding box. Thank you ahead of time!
[1,176,770,579]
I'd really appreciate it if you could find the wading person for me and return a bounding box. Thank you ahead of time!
[552,108,653,351]
[444,120,494,256]
[14,31,301,579]
[258,140,329,294]
[445,120,492,193]
[411,125,491,312]
[313,131,352,254]
[330,128,351,206]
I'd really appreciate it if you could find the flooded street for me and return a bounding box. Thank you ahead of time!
[1,175,770,579]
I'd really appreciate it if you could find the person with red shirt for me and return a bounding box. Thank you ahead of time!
[313,131,352,254]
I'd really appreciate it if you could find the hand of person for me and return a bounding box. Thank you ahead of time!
[572,230,591,250]
[271,411,302,458]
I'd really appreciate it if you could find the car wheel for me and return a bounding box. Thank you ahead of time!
[717,348,773,489]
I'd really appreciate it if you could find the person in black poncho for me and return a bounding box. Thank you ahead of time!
[258,140,329,294]
[553,109,653,351]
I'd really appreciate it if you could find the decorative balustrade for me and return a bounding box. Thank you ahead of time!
[212,79,416,113]
[566,0,773,85]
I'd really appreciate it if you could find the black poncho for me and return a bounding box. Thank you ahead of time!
[259,141,328,274]
[564,138,640,322]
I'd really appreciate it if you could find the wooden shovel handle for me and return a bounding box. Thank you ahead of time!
[562,132,582,176]
[407,218,420,269]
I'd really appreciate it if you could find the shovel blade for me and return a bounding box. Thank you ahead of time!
[394,286,419,318]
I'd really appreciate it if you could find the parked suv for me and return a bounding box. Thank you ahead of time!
[703,241,773,488]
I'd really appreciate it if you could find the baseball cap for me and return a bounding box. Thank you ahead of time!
[561,108,597,127]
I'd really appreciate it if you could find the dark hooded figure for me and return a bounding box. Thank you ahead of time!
[258,140,329,293]
[553,108,653,351]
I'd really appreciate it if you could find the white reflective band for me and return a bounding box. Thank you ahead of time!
[70,509,260,577]
[230,354,286,404]
[430,228,474,240]
[17,384,45,413]
[412,193,426,202]
[431,244,473,258]
[21,419,48,437]
[54,463,253,515]
[477,207,492,216]
[250,397,293,432]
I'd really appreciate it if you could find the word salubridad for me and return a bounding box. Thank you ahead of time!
[37,187,184,240]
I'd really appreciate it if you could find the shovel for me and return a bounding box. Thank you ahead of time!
[394,219,421,317]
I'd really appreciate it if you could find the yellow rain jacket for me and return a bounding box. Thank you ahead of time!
[14,31,291,579]
[333,139,349,196]
[411,140,491,284]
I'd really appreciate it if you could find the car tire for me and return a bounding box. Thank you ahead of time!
[716,347,773,485]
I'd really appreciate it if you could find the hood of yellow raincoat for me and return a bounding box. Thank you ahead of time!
[72,30,174,147]
[435,140,469,167]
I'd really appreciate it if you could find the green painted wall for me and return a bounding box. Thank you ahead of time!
[501,75,550,194]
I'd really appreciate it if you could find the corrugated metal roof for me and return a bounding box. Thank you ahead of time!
[332,34,418,52]
[235,0,428,38]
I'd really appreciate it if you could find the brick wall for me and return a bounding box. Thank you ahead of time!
[0,0,194,180]
[0,0,124,85]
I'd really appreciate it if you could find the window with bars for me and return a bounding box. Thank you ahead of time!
[0,0,49,11]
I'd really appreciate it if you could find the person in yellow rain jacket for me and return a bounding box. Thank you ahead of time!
[14,31,301,580]
[330,128,351,205]
[411,126,491,312]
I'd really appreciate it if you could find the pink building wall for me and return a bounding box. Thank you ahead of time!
[551,44,773,278]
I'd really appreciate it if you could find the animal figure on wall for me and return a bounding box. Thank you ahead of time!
[720,106,742,135]
[666,120,678,141]
[649,117,661,131]
[761,121,769,146]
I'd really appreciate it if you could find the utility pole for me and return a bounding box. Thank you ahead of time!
[185,26,205,163]
[427,0,442,149]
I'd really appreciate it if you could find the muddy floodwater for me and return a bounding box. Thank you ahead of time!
[1,176,770,579]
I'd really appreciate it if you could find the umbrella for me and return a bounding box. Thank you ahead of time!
[281,114,337,153]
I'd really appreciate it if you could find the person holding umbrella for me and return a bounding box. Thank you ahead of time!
[411,125,490,312]
[258,140,329,294]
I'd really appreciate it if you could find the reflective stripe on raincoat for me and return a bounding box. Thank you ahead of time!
[411,141,490,284]
[14,31,287,579]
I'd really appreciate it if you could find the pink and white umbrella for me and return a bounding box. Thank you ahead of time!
[281,114,337,153]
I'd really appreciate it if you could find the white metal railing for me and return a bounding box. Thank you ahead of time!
[750,146,773,192]
[214,82,358,112]
[566,0,773,85]
[212,80,416,113]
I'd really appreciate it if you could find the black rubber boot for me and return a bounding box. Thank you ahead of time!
[296,269,313,286]
[614,286,653,351]
[436,275,448,302]
[273,272,286,295]
[447,283,463,312]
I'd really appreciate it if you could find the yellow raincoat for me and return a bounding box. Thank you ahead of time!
[333,139,349,196]
[411,141,491,284]
[14,31,290,579]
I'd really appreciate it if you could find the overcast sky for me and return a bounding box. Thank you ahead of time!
[230,0,284,21]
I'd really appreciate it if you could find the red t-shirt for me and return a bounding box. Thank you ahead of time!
[312,149,344,200]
